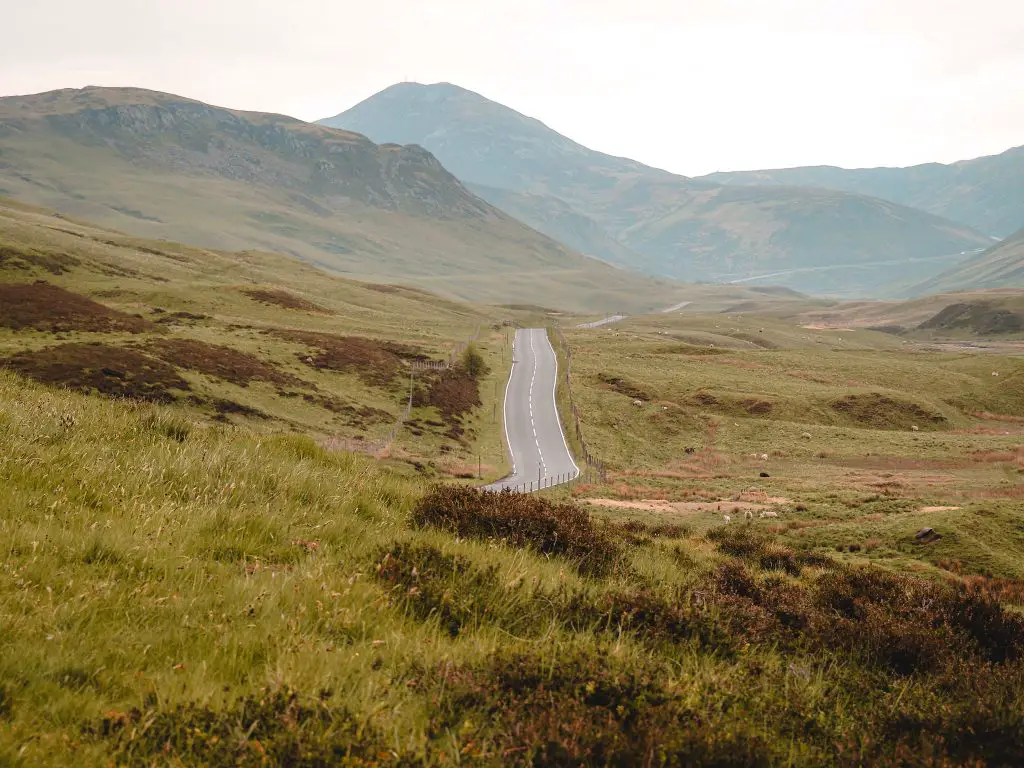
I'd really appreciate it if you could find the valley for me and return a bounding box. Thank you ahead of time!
[2,74,1024,766]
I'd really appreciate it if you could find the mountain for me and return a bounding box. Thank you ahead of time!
[702,145,1024,239]
[0,86,690,313]
[908,228,1024,295]
[321,82,991,296]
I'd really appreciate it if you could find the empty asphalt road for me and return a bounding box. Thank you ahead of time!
[485,328,579,492]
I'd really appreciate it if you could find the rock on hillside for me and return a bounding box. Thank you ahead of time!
[321,82,991,297]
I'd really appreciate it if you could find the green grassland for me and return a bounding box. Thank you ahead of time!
[3,198,1024,764]
[557,310,1024,589]
[4,369,1024,765]
[0,198,513,483]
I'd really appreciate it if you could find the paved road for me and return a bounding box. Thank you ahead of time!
[577,314,627,329]
[485,328,579,492]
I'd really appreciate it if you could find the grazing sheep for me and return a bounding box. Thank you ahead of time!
[993,371,1000,377]
[632,399,643,407]
[744,510,754,520]
[911,425,920,432]
[723,514,732,524]
[759,453,769,461]
[801,432,812,440]
[759,510,779,519]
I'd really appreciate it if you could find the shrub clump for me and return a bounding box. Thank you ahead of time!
[411,486,622,576]
[85,688,398,766]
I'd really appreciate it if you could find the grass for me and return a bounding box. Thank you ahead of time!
[557,309,1024,585]
[4,370,1024,764]
[0,199,513,480]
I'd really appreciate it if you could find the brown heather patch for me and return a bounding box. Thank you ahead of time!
[266,328,428,386]
[0,282,151,333]
[595,372,652,401]
[240,287,331,313]
[413,368,480,430]
[146,338,303,388]
[3,342,189,403]
[412,486,622,577]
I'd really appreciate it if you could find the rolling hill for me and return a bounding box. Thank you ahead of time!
[703,145,1024,239]
[908,228,1024,295]
[321,82,990,296]
[0,86,690,313]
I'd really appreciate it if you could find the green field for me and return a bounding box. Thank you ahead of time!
[3,200,1024,764]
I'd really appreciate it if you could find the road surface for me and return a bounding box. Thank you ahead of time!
[485,328,579,492]
[577,314,627,329]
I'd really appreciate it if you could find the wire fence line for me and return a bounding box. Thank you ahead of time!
[551,325,608,484]
[324,325,483,457]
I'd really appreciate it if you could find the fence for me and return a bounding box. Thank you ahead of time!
[550,325,608,483]
[494,464,606,494]
[324,325,483,457]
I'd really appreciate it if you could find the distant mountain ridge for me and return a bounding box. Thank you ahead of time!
[0,86,693,312]
[702,145,1024,239]
[321,82,991,296]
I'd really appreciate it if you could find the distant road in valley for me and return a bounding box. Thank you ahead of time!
[485,328,579,492]
[719,249,987,286]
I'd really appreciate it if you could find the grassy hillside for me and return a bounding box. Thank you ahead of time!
[0,87,690,314]
[554,311,1024,582]
[0,197,521,483]
[704,144,1024,239]
[4,366,1024,765]
[323,82,991,296]
[910,229,1024,295]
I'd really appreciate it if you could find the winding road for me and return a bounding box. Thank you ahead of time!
[485,328,579,492]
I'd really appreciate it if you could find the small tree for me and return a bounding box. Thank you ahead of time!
[459,343,489,380]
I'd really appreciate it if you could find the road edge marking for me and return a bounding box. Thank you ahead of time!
[545,327,581,481]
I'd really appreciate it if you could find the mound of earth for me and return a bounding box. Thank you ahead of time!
[4,342,190,403]
[266,329,428,386]
[597,373,652,401]
[241,288,331,314]
[0,282,151,333]
[147,338,302,388]
[918,303,1024,335]
[831,393,946,430]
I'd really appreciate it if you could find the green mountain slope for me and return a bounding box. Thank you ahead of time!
[0,87,688,313]
[702,145,1024,239]
[321,82,990,296]
[909,229,1024,295]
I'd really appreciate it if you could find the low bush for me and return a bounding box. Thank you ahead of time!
[411,486,622,576]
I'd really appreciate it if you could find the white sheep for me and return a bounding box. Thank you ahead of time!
[759,510,779,519]
[992,372,1000,377]
[744,510,754,520]
[911,425,920,432]
[801,432,812,440]
[723,514,732,524]
[759,453,769,461]
[632,399,643,407]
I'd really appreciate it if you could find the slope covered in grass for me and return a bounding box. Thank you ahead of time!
[3,372,1024,765]
[0,198,515,481]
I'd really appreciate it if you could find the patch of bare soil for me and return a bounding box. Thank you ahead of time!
[0,282,151,333]
[583,497,786,514]
[920,506,961,513]
[3,342,189,403]
[147,338,302,388]
[831,393,947,430]
[266,329,428,386]
[242,288,331,313]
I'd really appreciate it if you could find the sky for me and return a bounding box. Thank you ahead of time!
[3,0,1023,176]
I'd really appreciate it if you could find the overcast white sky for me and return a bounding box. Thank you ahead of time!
[3,0,1023,175]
